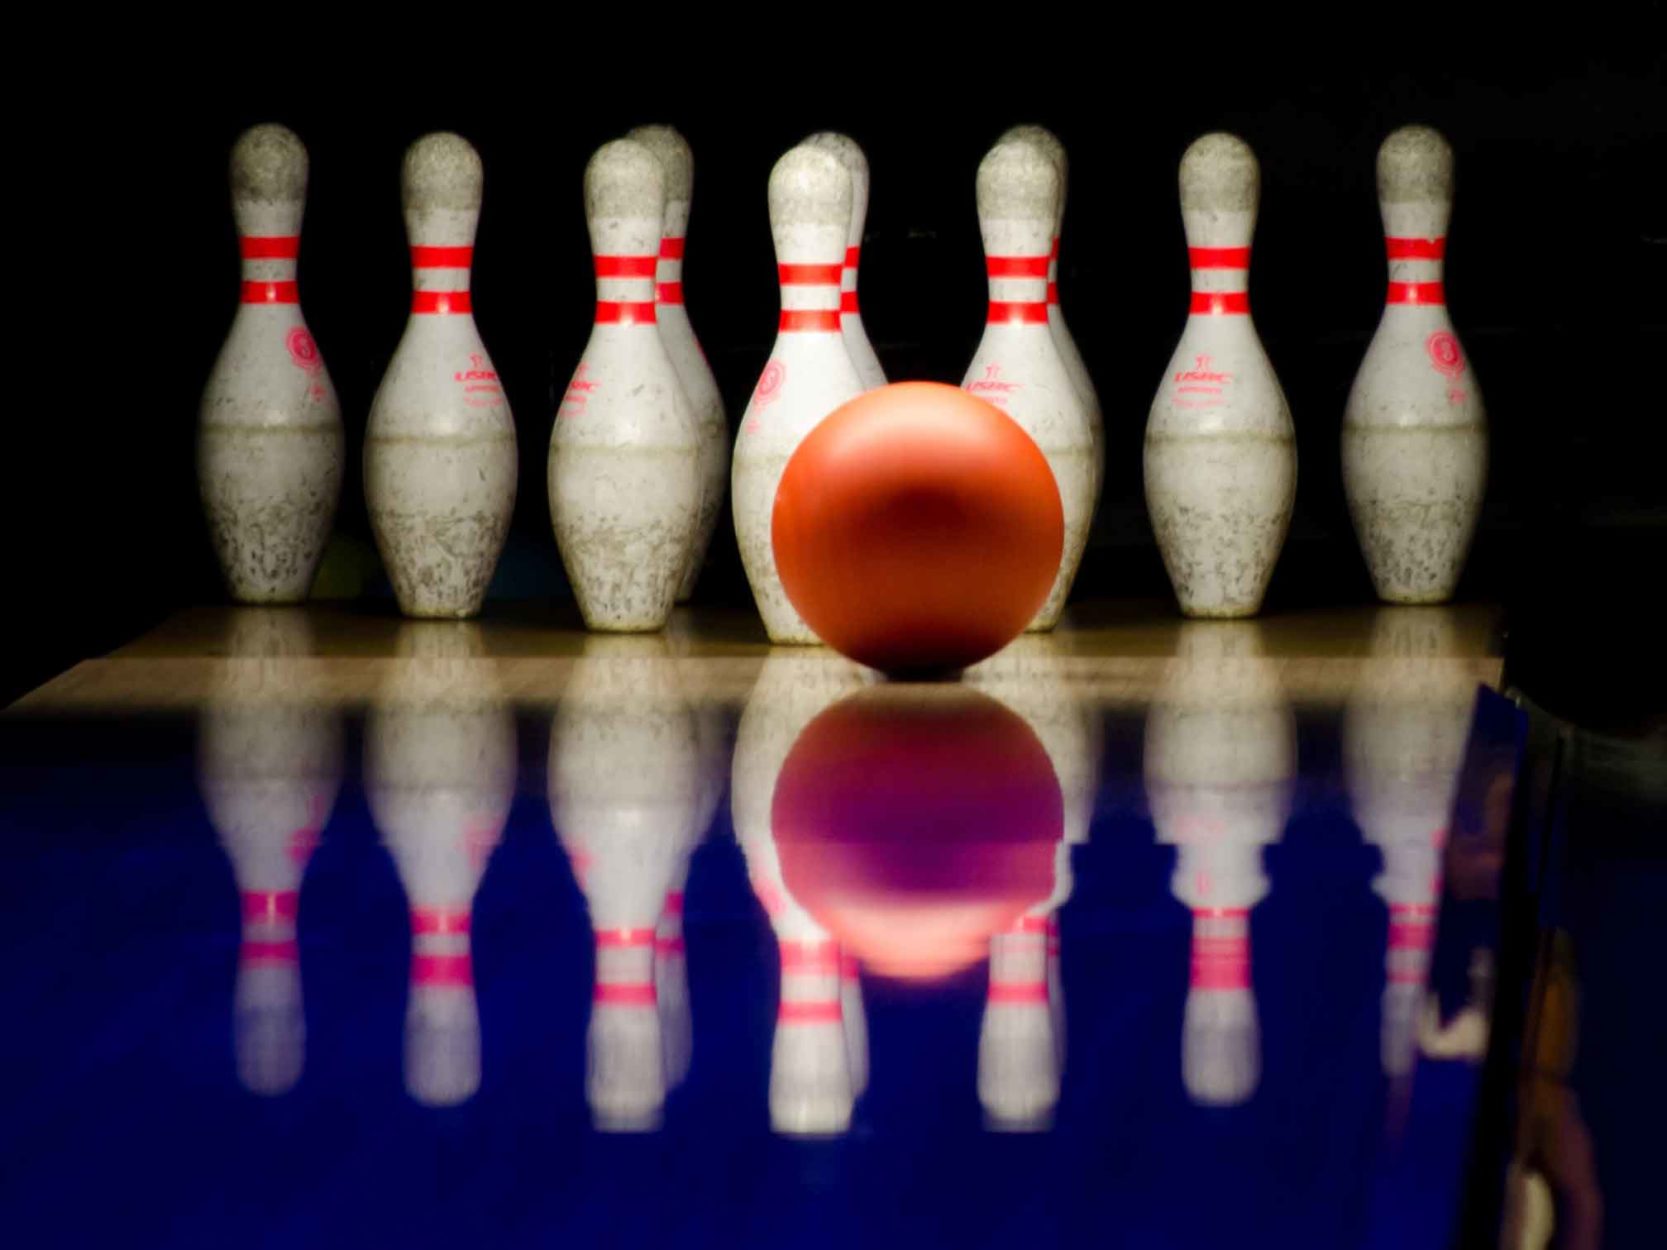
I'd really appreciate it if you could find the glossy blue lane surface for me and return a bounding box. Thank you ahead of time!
[0,624,1523,1250]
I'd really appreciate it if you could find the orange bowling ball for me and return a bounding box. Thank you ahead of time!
[771,382,1063,674]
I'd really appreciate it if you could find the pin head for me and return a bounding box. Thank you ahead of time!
[999,124,1067,185]
[769,144,851,227]
[626,126,693,206]
[585,139,666,224]
[1377,125,1454,205]
[977,138,1059,224]
[1179,133,1259,213]
[402,132,484,213]
[230,124,307,205]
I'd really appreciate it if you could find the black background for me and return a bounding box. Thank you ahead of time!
[12,46,1665,714]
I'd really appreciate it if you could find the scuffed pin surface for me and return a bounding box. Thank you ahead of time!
[199,123,345,604]
[1144,132,1296,618]
[802,131,887,390]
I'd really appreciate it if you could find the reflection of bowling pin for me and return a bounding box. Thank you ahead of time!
[732,145,864,644]
[198,610,341,1094]
[627,125,728,604]
[1344,127,1487,605]
[1145,622,1293,1105]
[365,133,517,619]
[1145,134,1296,618]
[963,137,1096,631]
[803,132,886,389]
[1344,608,1476,1077]
[551,139,700,632]
[731,651,873,1134]
[365,623,516,1106]
[199,125,344,605]
[550,636,702,1130]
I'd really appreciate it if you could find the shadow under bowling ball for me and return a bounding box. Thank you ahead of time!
[772,685,1062,981]
[772,381,1063,675]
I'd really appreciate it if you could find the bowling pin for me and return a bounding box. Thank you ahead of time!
[364,622,516,1106]
[1145,133,1296,618]
[803,132,886,389]
[1344,126,1487,604]
[962,138,1096,631]
[999,125,1104,502]
[733,146,865,644]
[199,124,344,604]
[551,140,701,632]
[550,635,702,1131]
[366,133,517,619]
[1343,608,1475,1078]
[627,125,729,604]
[197,610,341,1094]
[1145,622,1293,1105]
[979,912,1062,1132]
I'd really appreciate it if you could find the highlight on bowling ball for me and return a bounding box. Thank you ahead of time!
[771,381,1063,675]
[771,685,1062,981]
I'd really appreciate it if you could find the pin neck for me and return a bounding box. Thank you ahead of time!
[983,253,1049,325]
[1383,235,1447,307]
[655,235,685,306]
[1190,908,1251,990]
[1187,246,1251,315]
[238,235,300,304]
[777,259,843,332]
[409,244,473,314]
[593,253,658,325]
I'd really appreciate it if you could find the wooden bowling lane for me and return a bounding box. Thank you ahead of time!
[5,602,1503,715]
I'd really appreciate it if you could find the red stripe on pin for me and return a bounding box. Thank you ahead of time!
[1387,281,1445,305]
[1051,237,1060,259]
[779,309,842,332]
[595,928,656,948]
[412,290,471,314]
[242,280,299,304]
[411,907,470,936]
[595,300,657,324]
[779,1000,842,1023]
[657,281,684,305]
[1189,291,1250,315]
[411,245,473,268]
[778,262,844,285]
[1189,246,1251,269]
[240,235,299,259]
[987,300,1049,324]
[1385,236,1446,260]
[986,255,1051,278]
[845,245,860,268]
[413,953,473,987]
[595,982,657,1006]
[242,890,299,924]
[1047,281,1059,306]
[242,939,299,964]
[840,290,859,314]
[595,254,659,278]
[988,981,1049,1004]
[660,236,686,260]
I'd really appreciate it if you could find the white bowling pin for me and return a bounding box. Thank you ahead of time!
[803,132,886,389]
[364,622,516,1106]
[551,140,701,632]
[550,635,702,1131]
[1145,133,1296,618]
[962,138,1096,631]
[1344,126,1487,605]
[732,146,865,644]
[1145,622,1294,1105]
[366,133,517,619]
[627,125,729,604]
[199,125,344,604]
[198,610,341,1095]
[999,124,1104,504]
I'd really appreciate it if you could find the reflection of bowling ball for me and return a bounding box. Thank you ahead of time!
[773,687,1061,981]
[772,382,1063,675]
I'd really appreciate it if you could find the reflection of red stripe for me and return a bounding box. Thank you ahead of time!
[663,891,684,917]
[1387,281,1445,305]
[595,254,658,278]
[1189,291,1249,315]
[411,907,470,936]
[240,235,299,259]
[988,980,1049,1004]
[1385,236,1445,259]
[242,940,299,964]
[413,953,473,987]
[411,245,473,268]
[778,262,843,285]
[987,255,1051,278]
[779,941,841,972]
[779,1000,842,1023]
[595,928,656,948]
[595,982,657,1006]
[840,954,860,980]
[657,282,684,305]
[840,290,859,314]
[1190,936,1251,990]
[1388,920,1435,951]
[242,890,300,923]
[412,290,471,314]
[242,280,298,304]
[780,309,842,332]
[1189,246,1251,269]
[656,936,686,955]
[595,300,657,324]
[1012,915,1049,936]
[660,236,686,260]
[988,300,1049,324]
